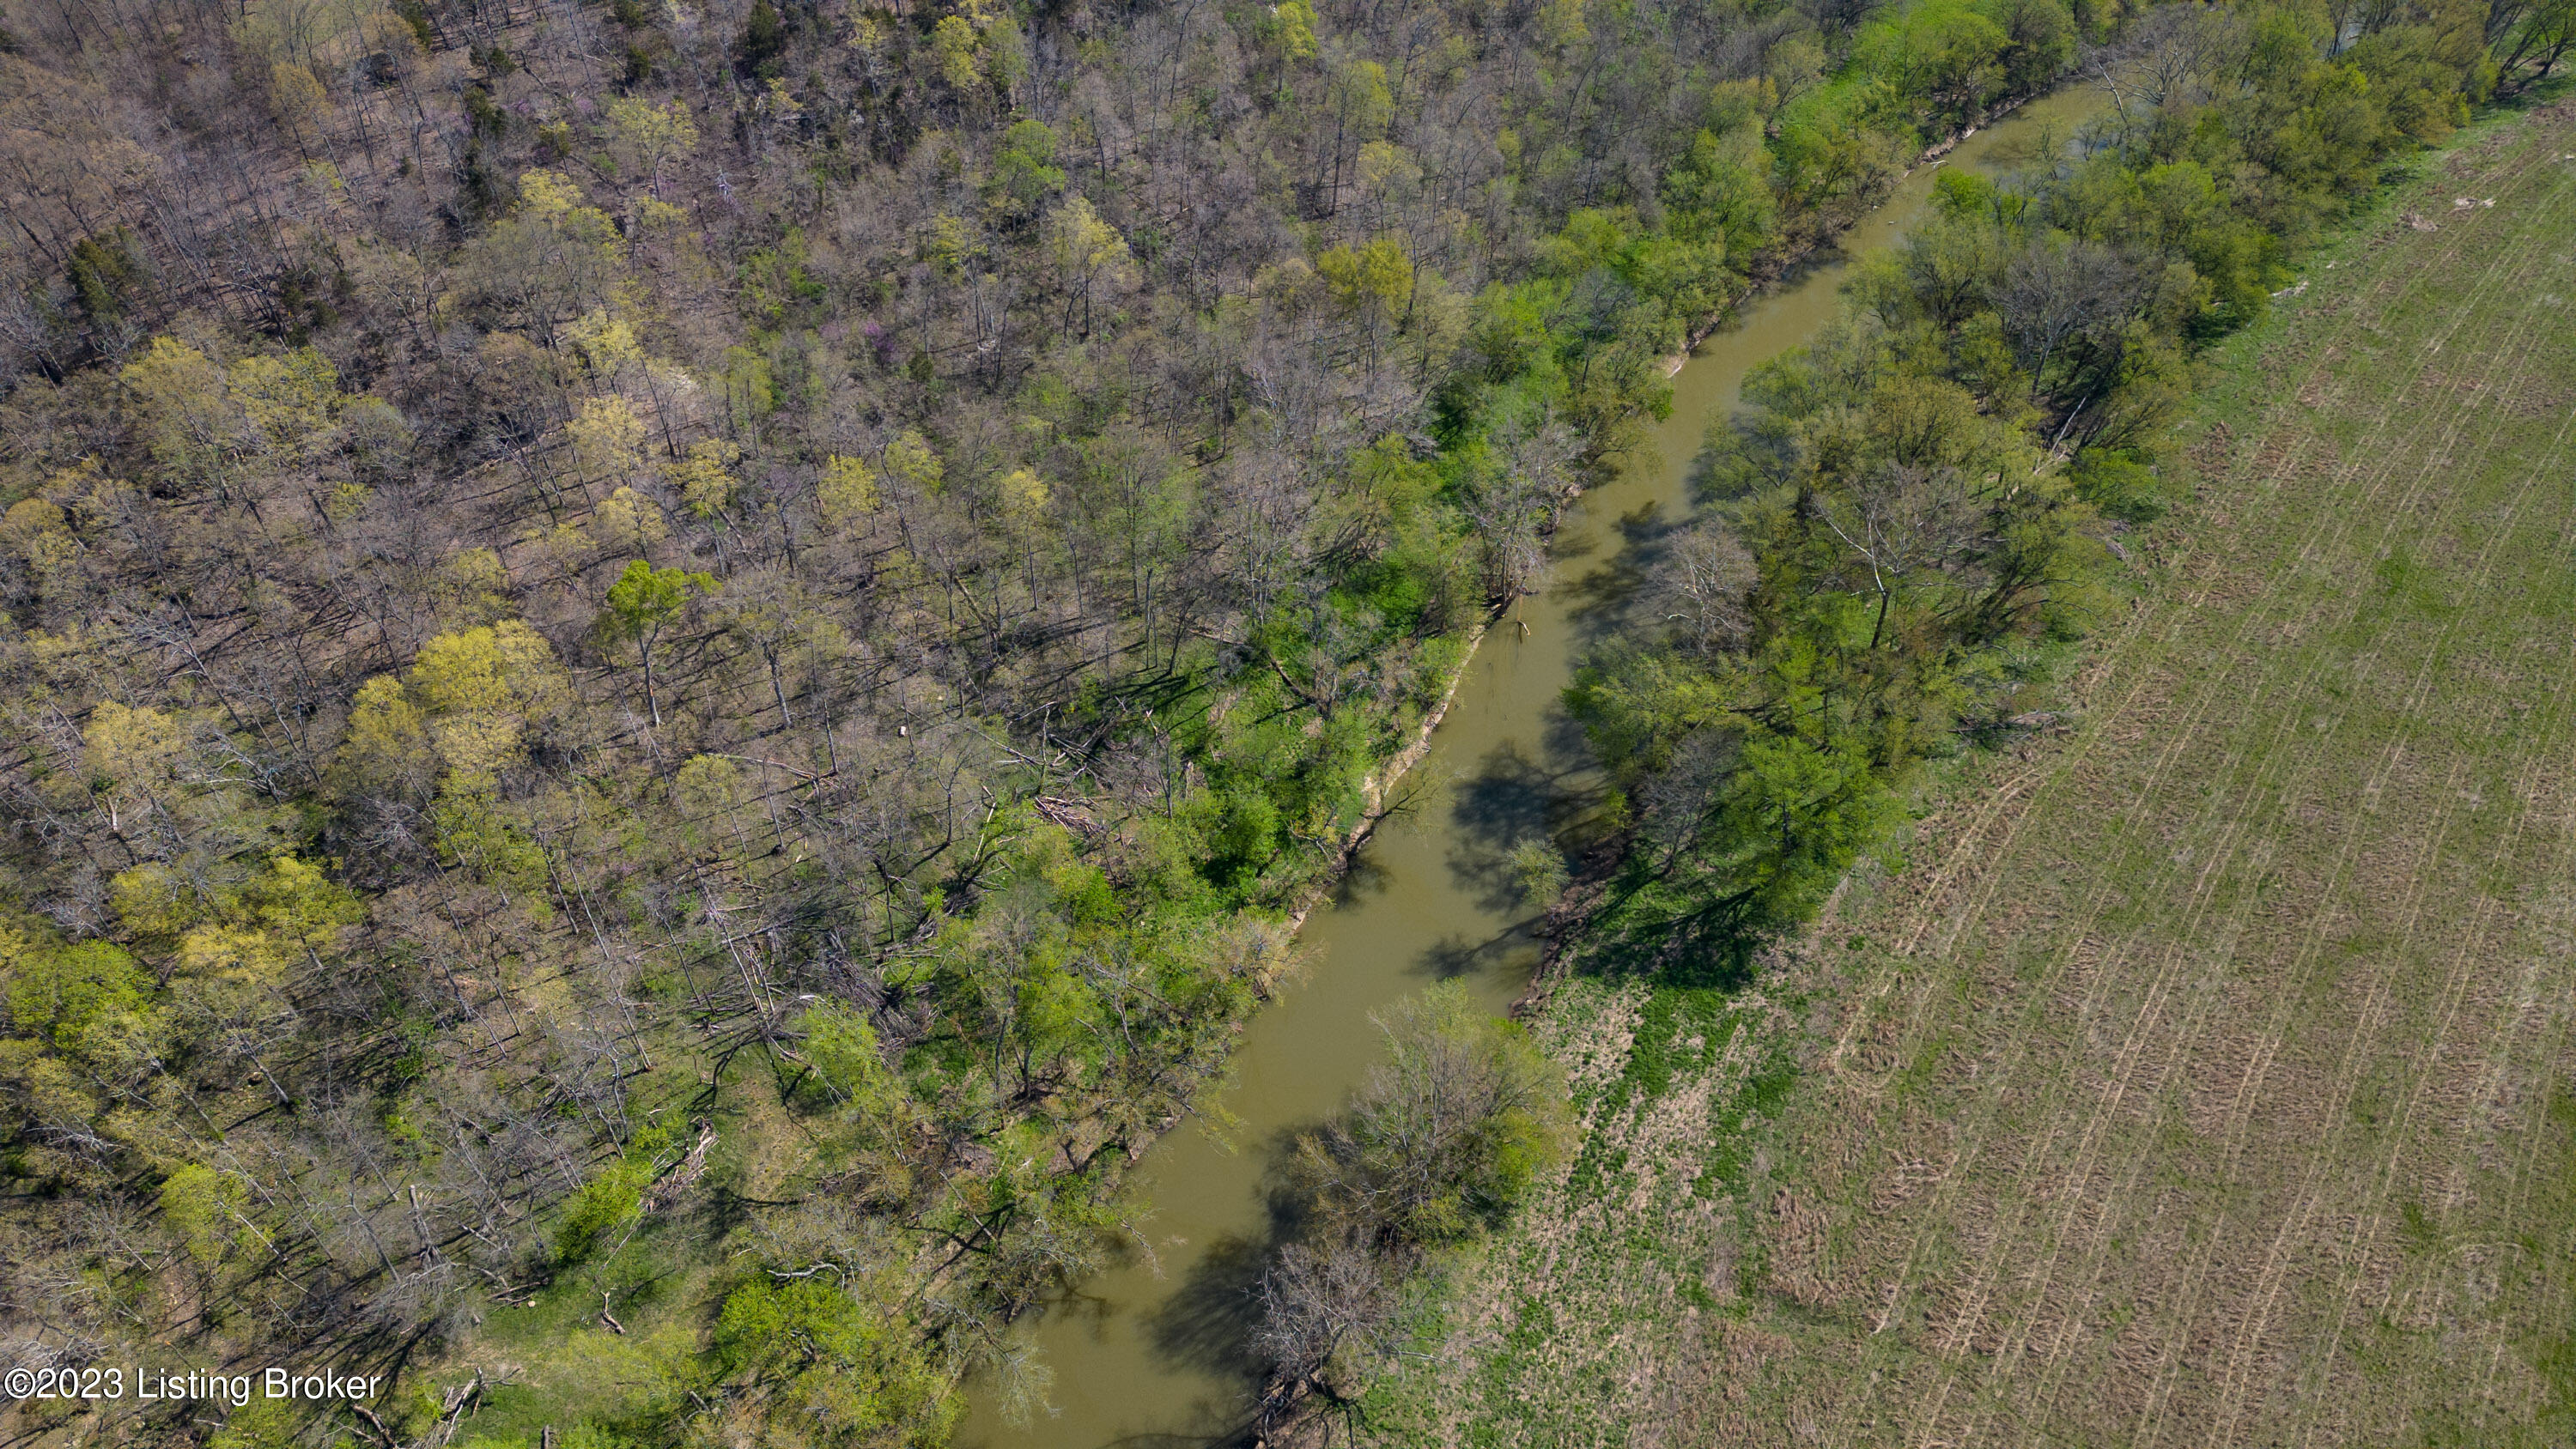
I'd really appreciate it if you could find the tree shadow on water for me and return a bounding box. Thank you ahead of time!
[1327,846,1394,908]
[1443,738,1608,919]
[1141,1229,1272,1381]
[1449,740,1569,848]
[1127,1128,1327,1448]
[1538,706,1613,813]
[1413,921,1540,982]
[1558,497,1692,646]
[1036,1230,1157,1335]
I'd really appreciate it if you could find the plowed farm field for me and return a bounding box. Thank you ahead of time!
[1367,98,2576,1449]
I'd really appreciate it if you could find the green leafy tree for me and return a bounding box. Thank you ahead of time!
[738,0,787,76]
[986,118,1064,218]
[604,561,719,726]
[604,95,697,197]
[713,1275,958,1443]
[120,336,239,486]
[1288,982,1571,1251]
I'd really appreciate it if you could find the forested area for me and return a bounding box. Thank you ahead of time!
[1564,0,2555,968]
[0,0,2555,1430]
[0,0,2081,1433]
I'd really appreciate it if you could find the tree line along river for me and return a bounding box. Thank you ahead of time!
[959,82,2111,1449]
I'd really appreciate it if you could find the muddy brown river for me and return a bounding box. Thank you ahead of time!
[960,86,2105,1449]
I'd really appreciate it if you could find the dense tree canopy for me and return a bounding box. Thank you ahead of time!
[1568,0,2508,966]
[0,0,2530,1436]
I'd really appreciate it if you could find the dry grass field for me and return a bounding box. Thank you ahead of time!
[1364,94,2576,1449]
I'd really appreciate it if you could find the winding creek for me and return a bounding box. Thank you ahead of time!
[960,86,2106,1449]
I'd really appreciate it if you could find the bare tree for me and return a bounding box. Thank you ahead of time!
[1998,238,2140,401]
[1649,519,1758,657]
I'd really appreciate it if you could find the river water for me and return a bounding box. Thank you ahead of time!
[960,87,2104,1449]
